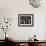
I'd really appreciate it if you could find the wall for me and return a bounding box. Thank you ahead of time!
[0,0,46,40]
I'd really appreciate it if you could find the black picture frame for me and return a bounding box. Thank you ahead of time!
[18,14,34,27]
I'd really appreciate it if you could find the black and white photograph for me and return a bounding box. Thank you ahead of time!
[18,14,34,26]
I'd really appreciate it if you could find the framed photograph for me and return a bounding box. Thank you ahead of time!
[18,14,34,26]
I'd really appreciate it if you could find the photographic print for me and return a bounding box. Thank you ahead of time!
[18,14,34,26]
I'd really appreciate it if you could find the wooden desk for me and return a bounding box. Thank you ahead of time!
[0,40,5,46]
[5,39,46,46]
[14,40,46,46]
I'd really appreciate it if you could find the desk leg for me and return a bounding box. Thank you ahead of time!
[24,43,28,46]
[16,43,20,46]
